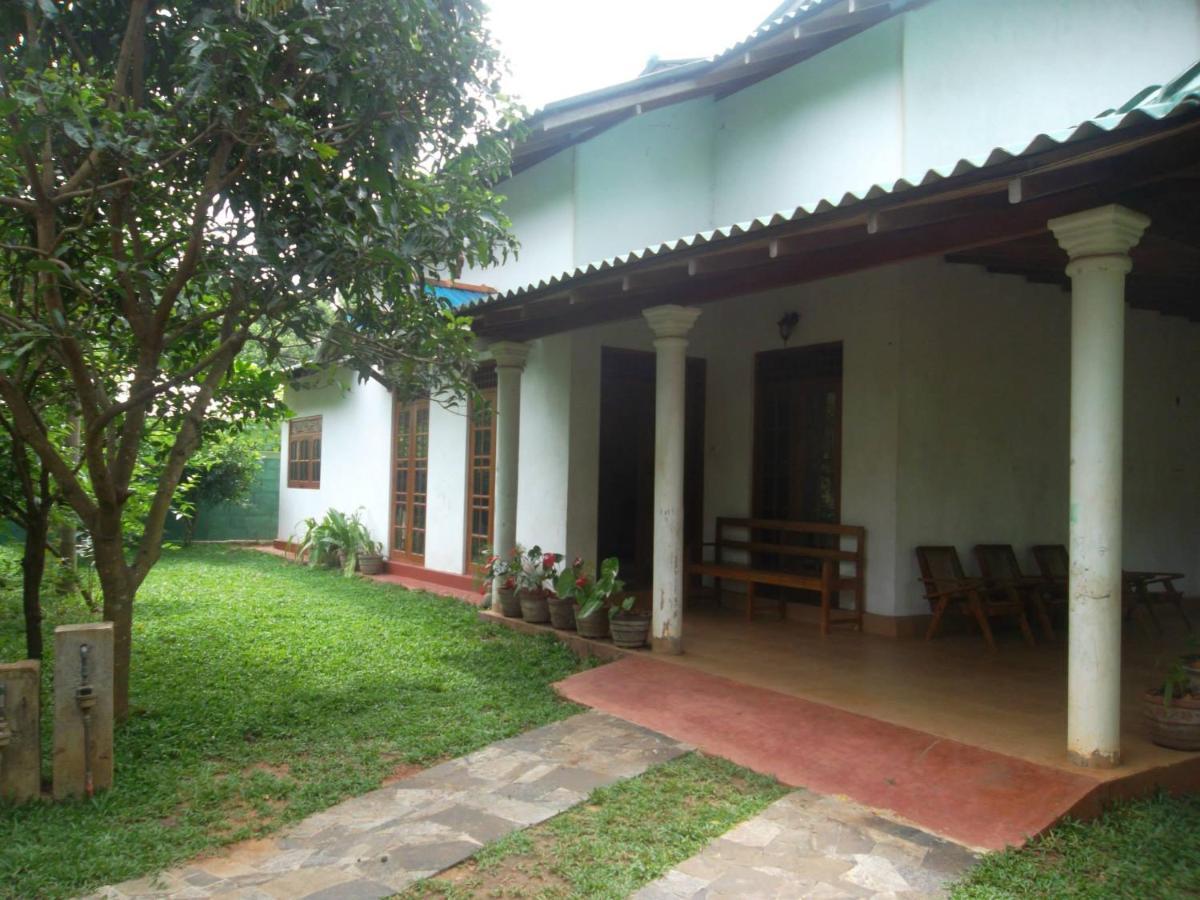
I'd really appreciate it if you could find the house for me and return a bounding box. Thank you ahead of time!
[279,0,1200,775]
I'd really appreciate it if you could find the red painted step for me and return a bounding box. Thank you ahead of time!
[555,654,1100,850]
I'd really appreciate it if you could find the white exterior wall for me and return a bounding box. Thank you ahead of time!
[475,0,1198,295]
[277,374,392,549]
[711,17,904,225]
[574,98,716,264]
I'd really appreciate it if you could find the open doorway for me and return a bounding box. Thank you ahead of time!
[596,347,705,589]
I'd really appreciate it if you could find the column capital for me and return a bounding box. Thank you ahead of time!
[488,340,530,370]
[643,305,701,340]
[1049,204,1150,264]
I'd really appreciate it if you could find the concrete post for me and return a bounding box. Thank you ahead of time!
[53,623,115,799]
[1049,204,1150,768]
[0,660,41,803]
[490,341,530,607]
[643,305,702,654]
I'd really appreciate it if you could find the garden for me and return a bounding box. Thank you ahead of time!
[0,545,585,898]
[3,543,1199,899]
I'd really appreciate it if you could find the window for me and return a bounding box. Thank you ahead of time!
[391,398,430,563]
[465,368,497,568]
[287,416,322,488]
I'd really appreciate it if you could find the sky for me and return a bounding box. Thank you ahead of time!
[484,0,786,112]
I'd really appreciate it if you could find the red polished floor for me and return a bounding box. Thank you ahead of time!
[555,654,1102,851]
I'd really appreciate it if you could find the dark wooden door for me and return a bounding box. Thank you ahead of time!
[752,343,843,602]
[597,348,705,589]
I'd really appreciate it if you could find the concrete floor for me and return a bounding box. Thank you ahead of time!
[649,600,1200,778]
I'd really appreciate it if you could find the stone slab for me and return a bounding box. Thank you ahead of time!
[0,660,41,803]
[53,622,114,800]
[90,711,686,898]
[635,791,979,900]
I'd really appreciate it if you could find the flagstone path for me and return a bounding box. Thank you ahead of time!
[634,790,980,900]
[87,712,688,900]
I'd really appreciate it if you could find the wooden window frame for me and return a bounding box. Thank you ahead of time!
[463,371,498,573]
[286,416,322,489]
[390,397,431,565]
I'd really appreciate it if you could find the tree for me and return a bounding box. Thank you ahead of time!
[0,0,517,718]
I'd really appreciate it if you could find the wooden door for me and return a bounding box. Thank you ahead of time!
[597,348,705,589]
[464,383,498,569]
[391,397,430,563]
[752,343,843,601]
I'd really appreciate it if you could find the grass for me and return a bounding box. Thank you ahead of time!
[951,792,1200,899]
[401,752,790,899]
[0,545,586,899]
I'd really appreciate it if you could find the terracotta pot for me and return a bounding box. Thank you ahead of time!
[1142,689,1200,751]
[519,589,550,623]
[576,606,610,639]
[356,553,384,575]
[548,596,577,630]
[610,612,651,649]
[496,587,523,618]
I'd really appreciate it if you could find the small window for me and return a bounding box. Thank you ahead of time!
[287,416,322,489]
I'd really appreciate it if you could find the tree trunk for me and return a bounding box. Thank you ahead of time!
[20,510,47,660]
[92,516,134,723]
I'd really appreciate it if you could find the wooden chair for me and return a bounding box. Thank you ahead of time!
[974,544,1058,640]
[916,546,1035,649]
[1033,544,1193,632]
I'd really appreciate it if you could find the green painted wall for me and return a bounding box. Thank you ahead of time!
[165,454,280,543]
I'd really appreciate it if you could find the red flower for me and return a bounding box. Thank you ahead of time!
[503,576,516,590]
[542,552,557,570]
[575,576,588,589]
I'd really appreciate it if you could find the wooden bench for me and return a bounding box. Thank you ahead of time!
[688,517,866,635]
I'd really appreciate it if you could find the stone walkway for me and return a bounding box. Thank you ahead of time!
[634,790,980,899]
[88,712,687,900]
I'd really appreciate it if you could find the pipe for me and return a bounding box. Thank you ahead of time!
[76,643,96,798]
[0,683,10,784]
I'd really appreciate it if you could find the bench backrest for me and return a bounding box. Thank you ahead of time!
[711,517,865,572]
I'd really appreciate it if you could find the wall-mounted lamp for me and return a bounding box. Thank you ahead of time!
[777,311,800,345]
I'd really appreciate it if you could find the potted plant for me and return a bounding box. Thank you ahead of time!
[479,548,522,618]
[515,545,559,624]
[546,554,577,631]
[291,509,382,577]
[555,557,625,641]
[1143,659,1200,751]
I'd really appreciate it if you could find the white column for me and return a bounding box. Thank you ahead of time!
[1049,204,1149,768]
[643,305,702,654]
[490,341,529,606]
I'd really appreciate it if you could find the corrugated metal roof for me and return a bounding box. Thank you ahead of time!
[466,62,1200,312]
[428,282,492,308]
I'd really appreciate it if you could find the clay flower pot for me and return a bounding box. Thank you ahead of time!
[610,612,651,649]
[1143,689,1200,751]
[547,596,577,630]
[496,587,523,618]
[576,606,610,640]
[519,589,551,623]
[356,553,384,576]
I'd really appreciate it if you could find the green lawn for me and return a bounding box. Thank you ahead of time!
[0,546,585,899]
[402,752,789,899]
[951,792,1200,899]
